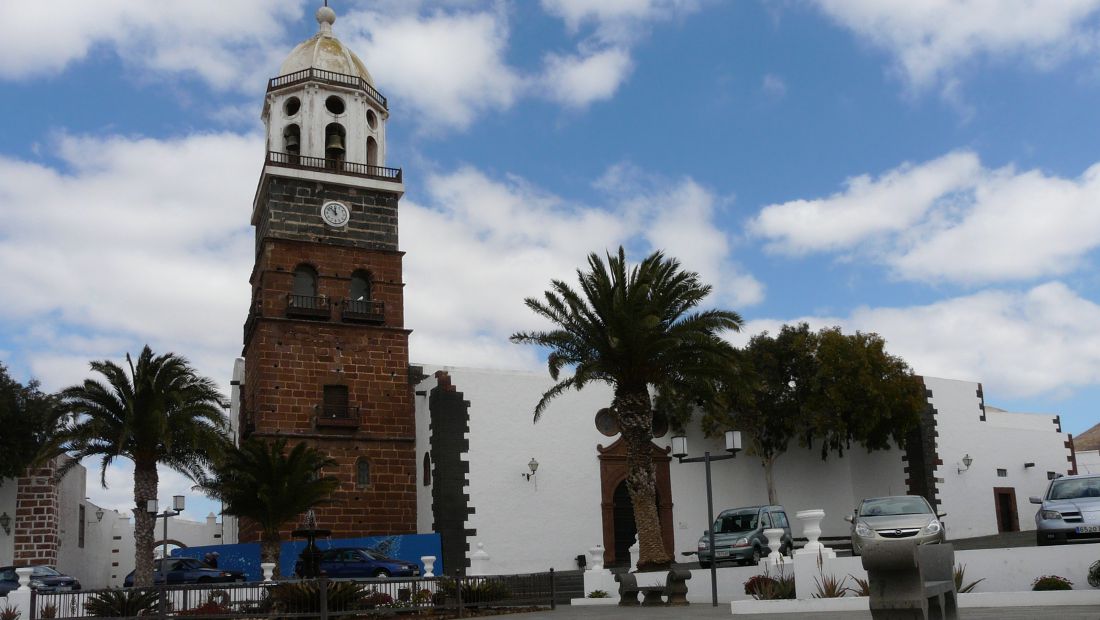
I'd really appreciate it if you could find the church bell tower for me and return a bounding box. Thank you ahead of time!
[239,5,416,539]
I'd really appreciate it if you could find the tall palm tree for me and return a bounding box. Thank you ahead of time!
[57,346,228,587]
[201,437,338,575]
[511,247,743,569]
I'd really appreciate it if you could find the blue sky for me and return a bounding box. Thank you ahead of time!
[2,0,1100,516]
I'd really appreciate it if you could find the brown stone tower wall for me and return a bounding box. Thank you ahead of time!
[13,460,61,566]
[239,177,416,540]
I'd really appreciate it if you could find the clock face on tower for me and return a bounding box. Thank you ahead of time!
[321,201,350,227]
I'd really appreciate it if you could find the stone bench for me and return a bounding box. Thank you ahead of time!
[615,567,692,606]
[861,541,958,620]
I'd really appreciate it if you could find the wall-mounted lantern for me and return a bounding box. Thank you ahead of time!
[523,458,539,481]
[958,454,974,474]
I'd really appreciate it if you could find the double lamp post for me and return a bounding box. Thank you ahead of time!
[670,429,742,608]
[147,495,186,570]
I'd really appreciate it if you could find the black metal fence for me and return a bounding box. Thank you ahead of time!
[31,571,556,620]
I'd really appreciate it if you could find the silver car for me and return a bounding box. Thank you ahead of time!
[846,495,946,555]
[1031,473,1100,545]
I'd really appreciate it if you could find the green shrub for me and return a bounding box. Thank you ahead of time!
[848,575,870,597]
[744,568,796,600]
[813,572,851,598]
[436,577,512,605]
[586,590,609,598]
[265,581,371,616]
[1032,575,1073,591]
[84,589,160,618]
[176,601,232,616]
[38,603,57,620]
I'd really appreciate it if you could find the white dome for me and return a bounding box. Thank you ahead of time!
[278,7,373,85]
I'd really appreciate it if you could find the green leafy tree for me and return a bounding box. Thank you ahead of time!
[511,247,742,569]
[201,437,338,574]
[57,346,229,587]
[704,324,925,504]
[0,363,64,480]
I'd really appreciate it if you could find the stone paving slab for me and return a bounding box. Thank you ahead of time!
[514,604,1100,619]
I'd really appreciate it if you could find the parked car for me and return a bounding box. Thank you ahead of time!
[846,495,946,555]
[0,565,81,595]
[1031,473,1100,545]
[122,558,245,586]
[696,505,793,567]
[294,548,421,578]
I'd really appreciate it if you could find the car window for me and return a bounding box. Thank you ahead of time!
[365,550,386,560]
[859,497,931,516]
[343,550,360,562]
[716,512,758,533]
[760,513,772,528]
[179,559,202,570]
[1049,478,1100,500]
[0,568,16,581]
[772,512,789,528]
[32,567,61,577]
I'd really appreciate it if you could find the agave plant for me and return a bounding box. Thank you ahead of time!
[954,563,985,593]
[84,589,160,618]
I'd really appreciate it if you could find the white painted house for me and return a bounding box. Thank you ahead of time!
[410,367,1077,574]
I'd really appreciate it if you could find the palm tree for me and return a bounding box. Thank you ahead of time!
[201,437,338,575]
[511,247,743,569]
[57,346,228,587]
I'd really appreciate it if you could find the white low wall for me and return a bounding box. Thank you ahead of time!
[581,543,1100,607]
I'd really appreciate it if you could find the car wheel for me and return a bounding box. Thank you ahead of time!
[373,569,390,579]
[750,547,761,564]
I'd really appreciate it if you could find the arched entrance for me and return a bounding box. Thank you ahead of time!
[598,437,674,565]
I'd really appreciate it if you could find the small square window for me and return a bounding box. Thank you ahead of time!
[996,468,1007,477]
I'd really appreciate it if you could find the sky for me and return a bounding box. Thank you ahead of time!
[2,0,1100,519]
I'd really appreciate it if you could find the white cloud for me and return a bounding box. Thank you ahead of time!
[739,282,1100,401]
[751,152,1100,285]
[0,131,259,393]
[540,48,633,107]
[750,151,982,255]
[403,164,760,367]
[342,8,522,131]
[0,0,301,91]
[541,0,700,44]
[813,0,1100,92]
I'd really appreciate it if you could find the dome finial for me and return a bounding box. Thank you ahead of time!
[316,3,336,35]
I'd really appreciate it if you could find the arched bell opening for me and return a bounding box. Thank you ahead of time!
[325,123,346,166]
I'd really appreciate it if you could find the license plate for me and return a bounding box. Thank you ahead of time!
[56,586,72,592]
[715,550,730,558]
[1076,525,1100,534]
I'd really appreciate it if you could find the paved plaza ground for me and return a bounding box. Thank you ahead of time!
[518,604,1099,619]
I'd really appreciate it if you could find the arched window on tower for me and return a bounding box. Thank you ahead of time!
[288,264,328,317]
[283,124,301,157]
[342,269,383,323]
[423,452,432,486]
[366,136,379,167]
[325,123,346,167]
[356,457,370,488]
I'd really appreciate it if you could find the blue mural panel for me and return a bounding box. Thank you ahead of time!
[175,534,442,582]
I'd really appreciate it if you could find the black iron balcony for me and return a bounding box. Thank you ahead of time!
[342,298,385,324]
[266,151,402,183]
[316,404,360,429]
[267,68,387,109]
[286,294,331,320]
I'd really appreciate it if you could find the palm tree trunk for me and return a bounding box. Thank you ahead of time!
[763,455,779,506]
[132,460,159,587]
[261,531,282,578]
[615,389,672,571]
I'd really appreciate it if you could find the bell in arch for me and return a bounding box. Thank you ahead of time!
[326,133,345,155]
[285,132,300,152]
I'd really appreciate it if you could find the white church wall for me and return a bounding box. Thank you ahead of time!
[413,383,433,535]
[928,377,1070,540]
[415,365,613,574]
[0,479,15,565]
[1077,449,1100,474]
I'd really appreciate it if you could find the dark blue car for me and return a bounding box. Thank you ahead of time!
[295,548,420,578]
[123,558,245,586]
[0,566,81,595]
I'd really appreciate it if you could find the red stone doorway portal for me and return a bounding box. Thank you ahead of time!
[597,438,674,565]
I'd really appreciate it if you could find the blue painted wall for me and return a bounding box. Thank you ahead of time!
[174,534,443,581]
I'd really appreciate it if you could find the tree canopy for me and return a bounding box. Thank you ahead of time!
[0,363,64,480]
[702,324,926,504]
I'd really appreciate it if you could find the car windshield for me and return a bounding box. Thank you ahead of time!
[1049,478,1100,500]
[859,497,931,517]
[715,511,758,533]
[32,567,61,577]
[364,550,390,561]
[0,568,16,581]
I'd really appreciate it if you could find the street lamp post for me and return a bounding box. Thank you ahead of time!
[670,430,742,607]
[147,495,186,575]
